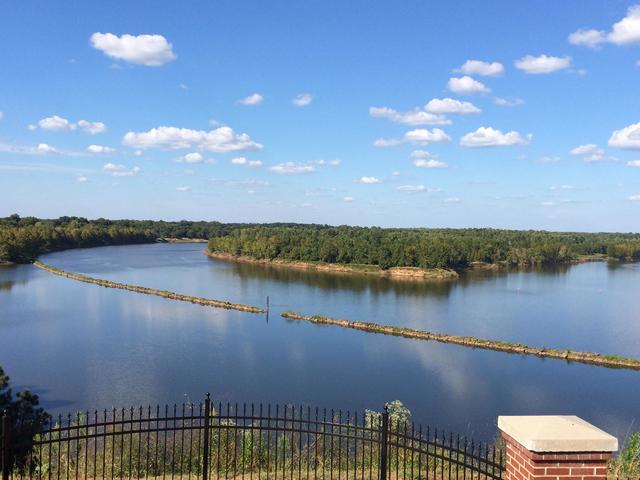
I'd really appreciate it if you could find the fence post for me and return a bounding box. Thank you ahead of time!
[498,415,618,480]
[379,406,389,480]
[202,394,211,480]
[1,411,11,480]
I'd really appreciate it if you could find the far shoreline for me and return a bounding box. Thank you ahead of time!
[205,250,459,281]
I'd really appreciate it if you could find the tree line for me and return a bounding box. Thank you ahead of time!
[208,225,640,270]
[0,214,302,263]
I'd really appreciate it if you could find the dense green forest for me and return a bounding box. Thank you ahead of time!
[0,214,299,263]
[208,225,640,271]
[3,215,640,269]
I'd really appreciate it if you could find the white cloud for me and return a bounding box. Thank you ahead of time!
[103,163,140,177]
[0,112,3,121]
[269,162,316,174]
[36,143,58,154]
[369,106,450,126]
[550,184,578,191]
[391,171,400,176]
[627,194,640,201]
[515,55,572,74]
[133,150,143,157]
[122,125,262,152]
[568,29,607,48]
[573,5,640,47]
[410,150,448,168]
[76,176,88,183]
[37,115,76,131]
[90,32,176,66]
[177,152,204,164]
[238,93,263,106]
[87,144,115,154]
[397,184,439,192]
[374,128,451,148]
[460,127,531,147]
[609,122,640,149]
[404,128,451,144]
[495,97,525,107]
[176,186,191,192]
[77,120,106,134]
[425,98,480,114]
[231,156,262,167]
[33,116,105,134]
[628,160,640,167]
[570,143,616,161]
[358,176,381,184]
[447,76,490,94]
[373,138,404,148]
[343,196,355,202]
[292,93,313,107]
[444,197,461,203]
[179,83,189,90]
[455,60,504,77]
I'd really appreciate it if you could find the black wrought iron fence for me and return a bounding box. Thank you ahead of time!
[1,395,504,480]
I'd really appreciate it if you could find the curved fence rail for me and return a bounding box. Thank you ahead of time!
[1,396,504,480]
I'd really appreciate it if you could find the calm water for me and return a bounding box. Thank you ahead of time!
[1,243,639,441]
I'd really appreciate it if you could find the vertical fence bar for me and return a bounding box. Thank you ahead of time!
[379,407,388,480]
[202,394,211,480]
[1,412,11,480]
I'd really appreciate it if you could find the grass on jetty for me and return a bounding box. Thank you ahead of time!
[33,260,265,314]
[281,311,640,371]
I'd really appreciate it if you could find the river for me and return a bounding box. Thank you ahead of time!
[1,243,639,442]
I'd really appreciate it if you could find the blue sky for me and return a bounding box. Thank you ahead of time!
[1,1,639,231]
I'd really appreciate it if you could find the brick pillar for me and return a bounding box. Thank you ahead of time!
[498,416,618,480]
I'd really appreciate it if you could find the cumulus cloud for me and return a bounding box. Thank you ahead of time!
[87,144,115,154]
[76,176,88,183]
[550,184,578,191]
[122,125,262,152]
[369,106,450,126]
[444,197,461,203]
[33,115,106,134]
[292,93,313,107]
[628,194,640,201]
[269,162,316,174]
[374,128,451,148]
[176,152,204,164]
[343,196,355,202]
[0,112,3,121]
[447,76,490,94]
[410,150,448,168]
[609,122,640,149]
[397,184,439,192]
[231,156,263,167]
[495,97,525,107]
[570,6,640,48]
[238,93,263,106]
[36,143,58,154]
[36,115,76,131]
[515,55,572,74]
[77,120,106,134]
[425,98,480,114]
[103,163,140,177]
[568,29,607,48]
[460,127,531,147]
[90,32,176,66]
[358,176,381,184]
[570,143,616,161]
[455,60,504,77]
[176,186,191,192]
[628,160,640,167]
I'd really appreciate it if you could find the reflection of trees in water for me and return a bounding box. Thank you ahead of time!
[230,262,455,297]
[227,260,577,299]
[0,280,18,291]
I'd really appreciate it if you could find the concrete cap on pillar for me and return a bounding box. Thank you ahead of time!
[498,415,618,453]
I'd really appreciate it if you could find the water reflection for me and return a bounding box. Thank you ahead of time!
[1,245,639,443]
